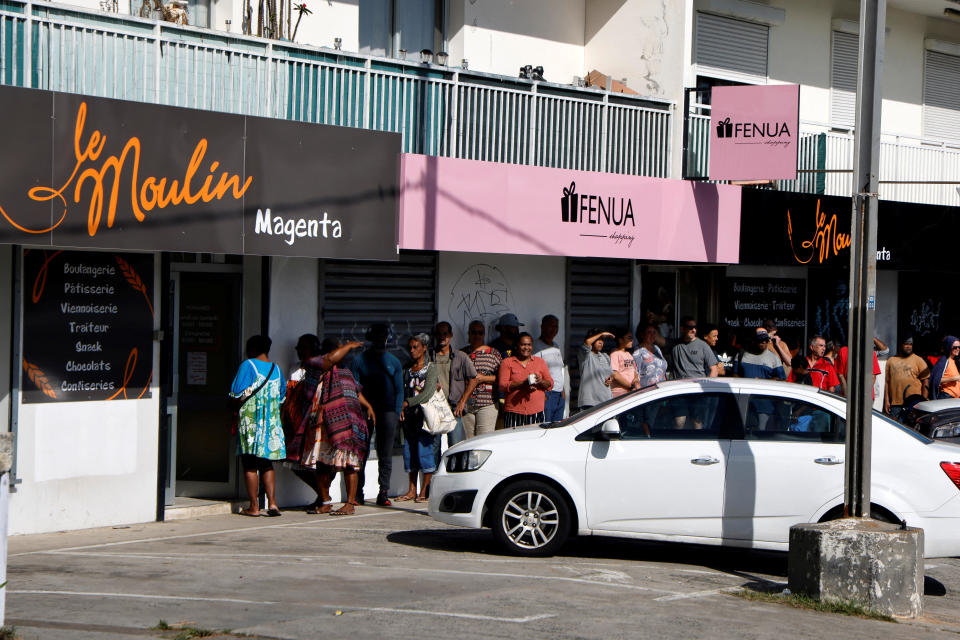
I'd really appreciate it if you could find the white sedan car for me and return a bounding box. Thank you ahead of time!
[428,378,960,557]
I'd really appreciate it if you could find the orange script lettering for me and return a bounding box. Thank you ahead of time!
[787,199,852,265]
[0,101,252,237]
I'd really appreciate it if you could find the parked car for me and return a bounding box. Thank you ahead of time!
[429,378,960,558]
[911,409,960,445]
[901,397,960,431]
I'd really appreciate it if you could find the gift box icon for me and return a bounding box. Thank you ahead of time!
[716,117,733,138]
[561,182,578,222]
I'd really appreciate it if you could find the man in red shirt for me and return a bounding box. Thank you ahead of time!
[835,342,882,399]
[788,335,841,393]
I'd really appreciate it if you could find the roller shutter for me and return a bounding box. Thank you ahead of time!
[830,30,858,128]
[319,250,437,359]
[695,12,768,80]
[923,50,960,142]
[565,258,633,407]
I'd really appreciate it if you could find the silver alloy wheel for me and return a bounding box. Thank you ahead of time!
[501,490,560,549]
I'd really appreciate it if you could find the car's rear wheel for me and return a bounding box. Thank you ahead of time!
[490,480,570,556]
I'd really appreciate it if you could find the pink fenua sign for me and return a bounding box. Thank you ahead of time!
[400,154,742,263]
[709,84,800,181]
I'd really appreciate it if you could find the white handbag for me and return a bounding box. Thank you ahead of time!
[421,386,458,435]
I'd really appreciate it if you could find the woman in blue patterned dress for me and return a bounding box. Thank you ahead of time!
[230,335,286,517]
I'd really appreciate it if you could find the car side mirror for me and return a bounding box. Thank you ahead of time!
[598,418,622,440]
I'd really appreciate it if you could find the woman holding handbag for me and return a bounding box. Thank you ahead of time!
[230,335,286,517]
[396,333,440,503]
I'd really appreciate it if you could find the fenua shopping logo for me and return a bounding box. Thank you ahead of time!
[715,117,792,145]
[560,181,636,247]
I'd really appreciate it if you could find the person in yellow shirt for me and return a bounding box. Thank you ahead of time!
[883,337,930,419]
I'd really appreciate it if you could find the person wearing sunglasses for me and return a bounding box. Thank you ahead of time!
[456,320,502,439]
[670,316,720,380]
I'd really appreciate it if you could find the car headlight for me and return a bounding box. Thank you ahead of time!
[933,425,960,439]
[445,450,491,473]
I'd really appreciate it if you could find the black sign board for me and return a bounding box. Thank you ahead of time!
[721,276,806,352]
[737,188,954,270]
[0,85,399,260]
[21,249,154,403]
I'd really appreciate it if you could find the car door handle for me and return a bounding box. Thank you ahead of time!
[690,456,720,465]
[814,456,843,465]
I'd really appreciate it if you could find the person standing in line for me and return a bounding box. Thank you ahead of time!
[735,330,786,380]
[312,339,377,516]
[490,313,523,358]
[577,329,613,410]
[230,335,287,517]
[533,314,566,422]
[929,336,960,400]
[789,335,841,393]
[670,317,720,379]
[397,333,440,503]
[431,321,478,449]
[701,323,728,375]
[790,355,814,385]
[608,327,639,396]
[834,341,882,399]
[633,323,667,387]
[498,333,553,427]
[350,324,404,507]
[762,319,793,368]
[884,336,930,419]
[456,320,502,439]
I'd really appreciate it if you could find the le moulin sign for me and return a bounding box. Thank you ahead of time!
[709,84,800,181]
[400,154,742,262]
[737,189,949,269]
[0,85,399,260]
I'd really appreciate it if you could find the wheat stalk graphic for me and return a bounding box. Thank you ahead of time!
[115,255,154,315]
[23,359,56,399]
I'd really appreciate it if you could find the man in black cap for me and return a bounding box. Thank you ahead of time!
[884,336,931,420]
[490,313,523,359]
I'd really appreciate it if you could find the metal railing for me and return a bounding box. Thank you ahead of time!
[1,0,673,177]
[687,108,960,206]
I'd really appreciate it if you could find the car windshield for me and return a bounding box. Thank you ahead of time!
[540,384,659,429]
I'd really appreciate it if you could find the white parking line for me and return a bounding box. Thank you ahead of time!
[7,590,553,624]
[10,509,407,557]
[653,587,742,602]
[8,590,276,605]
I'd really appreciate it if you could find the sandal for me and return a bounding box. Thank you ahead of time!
[238,508,262,517]
[329,503,355,516]
[394,494,416,502]
[266,507,282,517]
[306,503,333,514]
[414,497,428,503]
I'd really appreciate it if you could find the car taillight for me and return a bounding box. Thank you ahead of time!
[940,462,960,490]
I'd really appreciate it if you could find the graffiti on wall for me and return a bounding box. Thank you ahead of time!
[447,263,515,343]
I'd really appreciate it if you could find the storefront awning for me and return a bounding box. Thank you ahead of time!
[399,154,742,263]
[0,85,400,260]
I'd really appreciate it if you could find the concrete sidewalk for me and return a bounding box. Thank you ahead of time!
[6,505,960,639]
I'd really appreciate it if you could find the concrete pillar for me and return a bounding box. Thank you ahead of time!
[788,519,923,618]
[0,433,12,625]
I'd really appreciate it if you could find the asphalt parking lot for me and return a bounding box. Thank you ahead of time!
[6,505,960,639]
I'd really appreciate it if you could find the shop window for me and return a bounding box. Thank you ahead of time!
[359,0,443,59]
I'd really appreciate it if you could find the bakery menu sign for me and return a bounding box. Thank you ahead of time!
[721,276,806,347]
[21,249,153,403]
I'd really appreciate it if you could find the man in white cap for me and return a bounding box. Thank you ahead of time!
[490,313,523,359]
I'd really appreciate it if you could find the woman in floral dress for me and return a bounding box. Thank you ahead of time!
[230,335,286,517]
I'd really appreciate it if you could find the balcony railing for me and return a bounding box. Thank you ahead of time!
[687,110,960,206]
[0,0,673,177]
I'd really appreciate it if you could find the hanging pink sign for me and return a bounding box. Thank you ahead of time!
[400,154,742,263]
[709,84,800,181]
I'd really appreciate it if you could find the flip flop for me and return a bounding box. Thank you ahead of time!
[394,495,415,502]
[414,497,428,503]
[238,509,262,517]
[266,507,282,517]
[306,504,332,514]
[330,505,355,516]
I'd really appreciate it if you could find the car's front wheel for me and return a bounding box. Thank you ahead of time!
[490,480,570,556]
